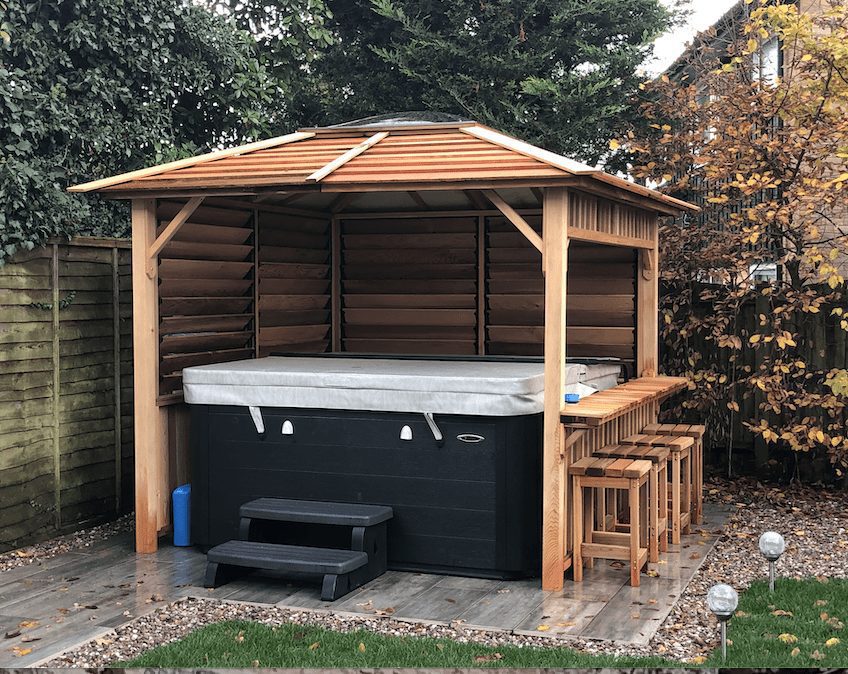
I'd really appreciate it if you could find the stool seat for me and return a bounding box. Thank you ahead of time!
[622,434,693,451]
[569,456,652,479]
[644,422,705,437]
[594,444,669,463]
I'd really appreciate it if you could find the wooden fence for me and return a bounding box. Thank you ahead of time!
[0,238,133,551]
[660,282,848,478]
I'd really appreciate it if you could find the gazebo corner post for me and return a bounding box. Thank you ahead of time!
[131,198,167,553]
[541,187,570,591]
[636,220,660,377]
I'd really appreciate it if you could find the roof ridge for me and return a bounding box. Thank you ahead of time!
[459,126,599,176]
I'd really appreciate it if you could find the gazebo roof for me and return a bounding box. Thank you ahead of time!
[69,118,697,214]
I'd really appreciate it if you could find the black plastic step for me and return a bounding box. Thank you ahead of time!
[207,540,368,575]
[239,498,393,527]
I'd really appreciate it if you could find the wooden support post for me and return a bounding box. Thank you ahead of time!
[253,208,261,358]
[132,199,168,553]
[112,246,122,514]
[331,215,341,352]
[477,215,486,355]
[636,221,659,377]
[541,187,569,591]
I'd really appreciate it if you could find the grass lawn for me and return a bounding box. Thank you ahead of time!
[120,578,847,668]
[706,577,848,668]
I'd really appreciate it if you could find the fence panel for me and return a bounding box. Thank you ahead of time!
[0,239,133,551]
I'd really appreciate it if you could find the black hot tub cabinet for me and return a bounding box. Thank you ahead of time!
[185,357,618,578]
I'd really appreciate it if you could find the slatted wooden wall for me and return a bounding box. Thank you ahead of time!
[0,240,132,551]
[157,200,255,397]
[340,217,479,355]
[257,209,331,355]
[487,212,636,361]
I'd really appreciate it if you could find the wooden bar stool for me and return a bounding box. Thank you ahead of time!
[643,423,705,524]
[622,433,693,544]
[593,444,669,562]
[569,456,652,587]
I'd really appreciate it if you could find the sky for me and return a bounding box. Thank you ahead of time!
[644,0,741,75]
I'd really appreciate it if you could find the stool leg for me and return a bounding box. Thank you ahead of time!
[682,452,692,534]
[629,479,641,587]
[584,487,594,570]
[597,488,607,533]
[659,462,669,553]
[671,453,681,545]
[694,437,703,524]
[573,476,583,582]
[648,465,659,563]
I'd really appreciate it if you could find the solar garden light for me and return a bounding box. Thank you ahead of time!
[707,583,738,662]
[758,531,785,593]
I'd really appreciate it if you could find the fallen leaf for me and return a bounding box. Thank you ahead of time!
[772,609,794,617]
[826,638,840,648]
[11,647,32,657]
[536,624,550,632]
[735,610,749,618]
[445,597,456,604]
[556,621,577,627]
[657,644,667,653]
[821,612,829,621]
[689,655,707,664]
[790,647,801,657]
[235,631,244,643]
[358,642,366,653]
[4,630,21,639]
[827,617,844,629]
[646,570,659,577]
[251,660,259,667]
[308,642,320,650]
[93,637,112,646]
[18,621,38,629]
[815,599,828,607]
[356,600,374,610]
[794,530,806,536]
[778,633,798,644]
[20,636,40,644]
[474,652,503,663]
[376,607,395,616]
[811,649,825,660]
[435,643,444,651]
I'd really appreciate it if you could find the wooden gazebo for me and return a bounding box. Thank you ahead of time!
[70,114,697,590]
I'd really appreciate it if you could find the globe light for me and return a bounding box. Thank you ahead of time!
[707,583,739,661]
[758,531,785,561]
[758,531,785,592]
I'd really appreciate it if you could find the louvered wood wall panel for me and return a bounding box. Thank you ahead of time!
[157,200,255,397]
[257,211,331,355]
[340,217,478,355]
[485,215,636,362]
[571,191,654,243]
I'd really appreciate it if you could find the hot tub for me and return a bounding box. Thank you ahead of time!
[185,356,619,578]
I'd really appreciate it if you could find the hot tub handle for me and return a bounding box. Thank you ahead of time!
[423,412,444,447]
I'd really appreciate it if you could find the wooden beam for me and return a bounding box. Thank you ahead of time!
[636,219,660,377]
[146,196,204,276]
[69,131,315,193]
[566,226,653,249]
[463,189,489,210]
[307,131,389,182]
[482,190,544,254]
[477,214,486,355]
[329,193,359,214]
[541,187,570,591]
[408,191,429,209]
[131,198,168,554]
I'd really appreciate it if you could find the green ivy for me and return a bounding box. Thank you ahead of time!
[0,0,275,265]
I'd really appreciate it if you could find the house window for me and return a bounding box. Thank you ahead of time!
[750,262,778,283]
[753,37,780,86]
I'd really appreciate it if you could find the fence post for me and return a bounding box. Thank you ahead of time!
[51,243,62,529]
[112,246,123,514]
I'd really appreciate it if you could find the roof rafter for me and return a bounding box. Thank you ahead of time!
[306,131,389,182]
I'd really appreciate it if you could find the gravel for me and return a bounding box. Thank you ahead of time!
[0,515,133,574]
[40,479,848,667]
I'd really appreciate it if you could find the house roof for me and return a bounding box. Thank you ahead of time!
[69,119,698,214]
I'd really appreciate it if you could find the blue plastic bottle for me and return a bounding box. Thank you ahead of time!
[172,483,191,546]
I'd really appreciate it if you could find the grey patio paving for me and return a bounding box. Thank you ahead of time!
[0,504,729,667]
